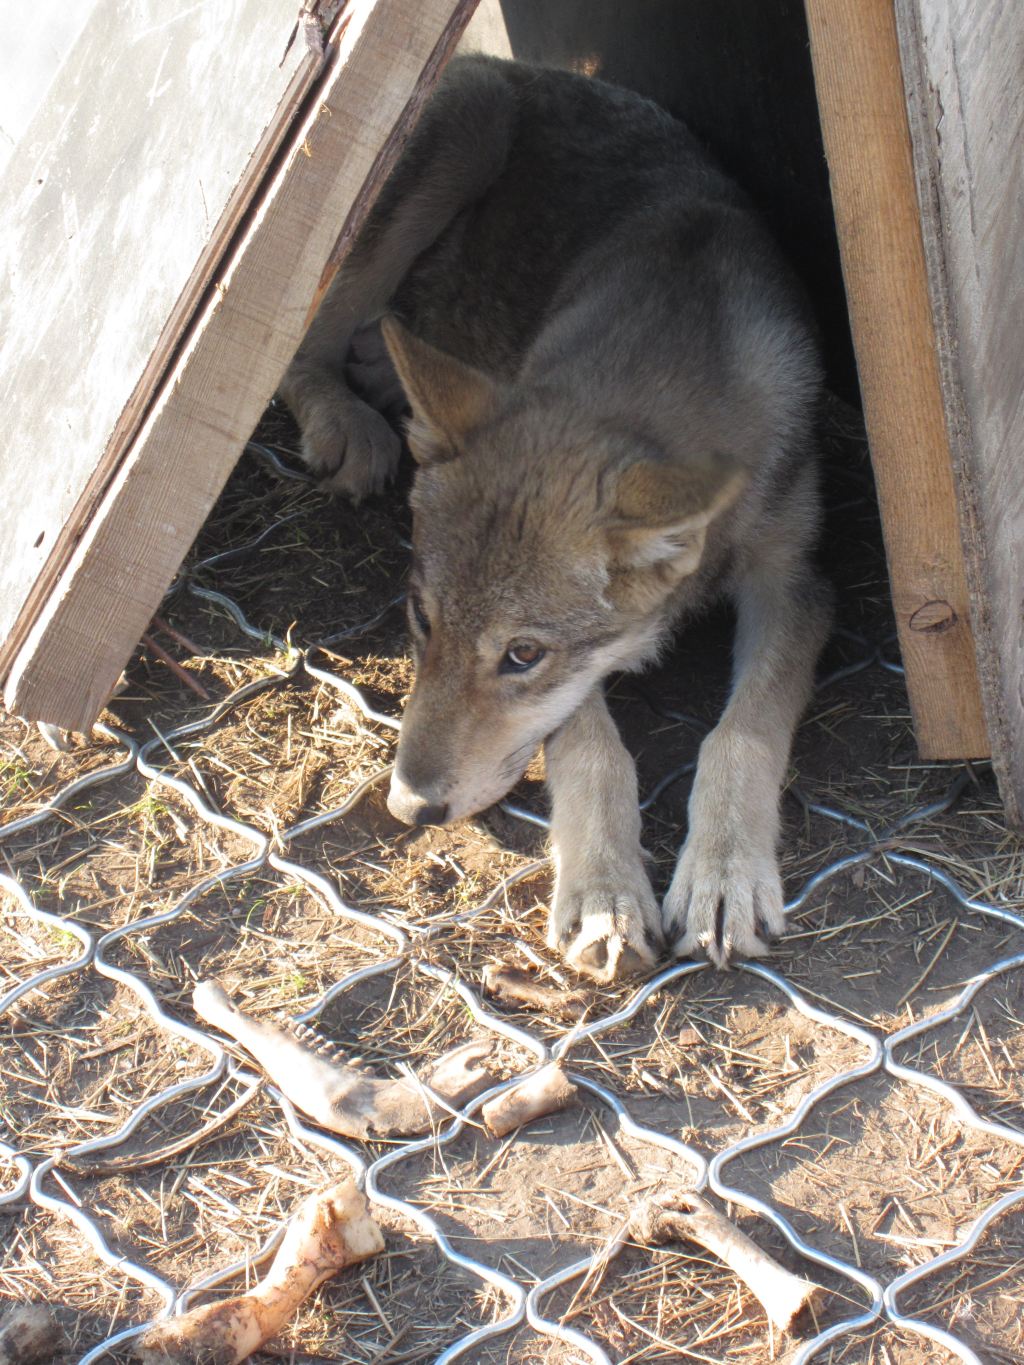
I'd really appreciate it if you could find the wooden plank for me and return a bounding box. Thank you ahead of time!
[803,0,989,762]
[895,0,1024,825]
[0,0,336,685]
[4,0,479,733]
[0,0,91,177]
[457,0,513,58]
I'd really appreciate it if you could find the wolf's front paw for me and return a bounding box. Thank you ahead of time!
[547,872,661,985]
[662,836,785,969]
[300,397,401,503]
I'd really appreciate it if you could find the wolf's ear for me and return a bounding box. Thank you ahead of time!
[381,316,499,464]
[607,456,747,580]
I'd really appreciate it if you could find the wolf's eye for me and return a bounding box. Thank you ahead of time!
[502,642,546,673]
[409,592,431,637]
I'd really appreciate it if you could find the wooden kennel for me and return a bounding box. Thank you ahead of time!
[1,0,1021,822]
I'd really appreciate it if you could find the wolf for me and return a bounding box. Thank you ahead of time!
[279,55,831,983]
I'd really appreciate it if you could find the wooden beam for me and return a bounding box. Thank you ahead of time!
[803,0,989,762]
[4,0,479,732]
[894,0,1024,825]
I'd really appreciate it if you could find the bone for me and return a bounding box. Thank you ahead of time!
[481,1062,578,1137]
[134,1179,383,1364]
[483,963,587,1020]
[0,1304,63,1365]
[631,1191,824,1335]
[193,981,497,1139]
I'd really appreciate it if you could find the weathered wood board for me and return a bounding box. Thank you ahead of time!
[0,0,335,685]
[0,1,91,177]
[895,0,1024,824]
[4,0,479,731]
[804,0,990,764]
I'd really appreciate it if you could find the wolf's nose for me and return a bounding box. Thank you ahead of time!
[387,772,449,827]
[412,800,448,827]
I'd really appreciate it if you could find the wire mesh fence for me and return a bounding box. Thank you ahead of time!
[2,438,1022,1364]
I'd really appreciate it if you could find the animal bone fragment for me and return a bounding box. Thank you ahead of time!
[631,1191,823,1335]
[0,1304,63,1365]
[482,1062,578,1137]
[134,1179,382,1364]
[193,980,496,1139]
[483,963,586,1020]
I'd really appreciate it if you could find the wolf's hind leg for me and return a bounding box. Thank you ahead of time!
[662,520,831,967]
[279,56,516,500]
[544,691,661,984]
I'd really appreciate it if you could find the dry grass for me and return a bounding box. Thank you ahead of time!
[2,402,1023,1363]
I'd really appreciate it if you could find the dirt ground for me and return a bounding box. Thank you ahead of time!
[1,397,1022,1364]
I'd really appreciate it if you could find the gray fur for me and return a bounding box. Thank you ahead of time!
[281,56,831,980]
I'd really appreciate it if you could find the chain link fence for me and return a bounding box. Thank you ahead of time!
[2,441,1022,1364]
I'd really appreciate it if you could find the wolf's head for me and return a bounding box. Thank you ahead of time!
[380,319,744,826]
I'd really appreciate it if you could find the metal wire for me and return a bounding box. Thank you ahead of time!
[1,442,1021,1362]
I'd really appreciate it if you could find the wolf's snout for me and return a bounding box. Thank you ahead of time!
[412,800,448,827]
[387,772,449,827]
